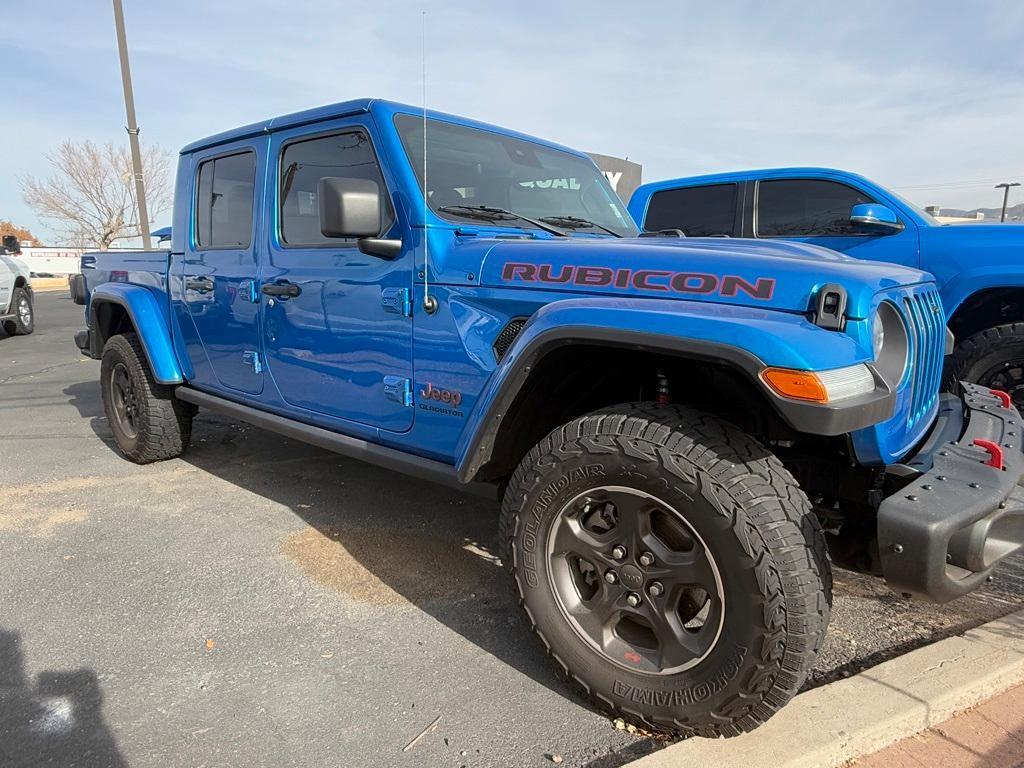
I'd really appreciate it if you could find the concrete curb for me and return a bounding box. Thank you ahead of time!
[628,608,1024,768]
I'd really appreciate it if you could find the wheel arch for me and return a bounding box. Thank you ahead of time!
[456,297,892,485]
[947,285,1024,342]
[90,285,184,384]
[457,329,777,484]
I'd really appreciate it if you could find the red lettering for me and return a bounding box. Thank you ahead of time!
[502,263,537,281]
[574,267,613,286]
[538,264,573,283]
[670,272,717,294]
[721,275,775,300]
[632,270,671,291]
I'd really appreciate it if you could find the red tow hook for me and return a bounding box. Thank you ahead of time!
[990,389,1012,409]
[973,438,1005,470]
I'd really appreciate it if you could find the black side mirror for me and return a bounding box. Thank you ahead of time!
[317,177,403,259]
[318,177,383,238]
[2,234,21,254]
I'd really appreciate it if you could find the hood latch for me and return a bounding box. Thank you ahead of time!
[813,283,848,331]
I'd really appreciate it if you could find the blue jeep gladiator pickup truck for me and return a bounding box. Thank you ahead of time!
[74,101,1024,737]
[629,168,1024,403]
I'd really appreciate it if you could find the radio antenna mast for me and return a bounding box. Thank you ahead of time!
[421,10,437,314]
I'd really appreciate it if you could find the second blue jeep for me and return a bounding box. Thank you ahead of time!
[73,101,1024,738]
[629,167,1024,403]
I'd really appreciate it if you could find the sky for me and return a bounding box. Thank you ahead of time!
[3,0,1024,244]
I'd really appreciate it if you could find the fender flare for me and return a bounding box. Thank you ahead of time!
[89,284,184,384]
[941,271,1024,326]
[455,298,892,482]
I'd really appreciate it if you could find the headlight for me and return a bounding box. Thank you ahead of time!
[873,313,885,358]
[873,301,909,386]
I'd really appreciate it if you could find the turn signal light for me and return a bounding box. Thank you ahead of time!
[761,368,828,403]
[761,364,875,404]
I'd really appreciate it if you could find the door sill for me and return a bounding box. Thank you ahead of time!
[174,386,495,498]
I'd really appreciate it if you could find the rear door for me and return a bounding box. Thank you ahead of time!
[260,120,414,432]
[753,178,919,267]
[179,142,265,395]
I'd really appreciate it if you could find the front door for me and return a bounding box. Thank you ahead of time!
[753,178,919,268]
[261,121,414,432]
[179,142,264,395]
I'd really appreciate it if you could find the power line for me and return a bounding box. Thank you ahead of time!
[892,174,1024,191]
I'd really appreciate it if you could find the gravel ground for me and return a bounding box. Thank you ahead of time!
[1,292,1022,768]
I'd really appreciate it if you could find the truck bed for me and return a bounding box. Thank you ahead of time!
[80,249,171,311]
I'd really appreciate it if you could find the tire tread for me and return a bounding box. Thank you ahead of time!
[499,403,831,738]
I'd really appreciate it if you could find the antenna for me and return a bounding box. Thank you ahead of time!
[420,10,437,314]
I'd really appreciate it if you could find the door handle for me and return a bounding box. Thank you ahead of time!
[261,281,301,298]
[185,277,214,293]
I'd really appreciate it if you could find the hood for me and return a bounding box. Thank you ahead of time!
[925,222,1024,253]
[918,223,1024,291]
[476,236,932,318]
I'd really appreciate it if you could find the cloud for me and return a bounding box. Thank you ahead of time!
[2,0,1023,239]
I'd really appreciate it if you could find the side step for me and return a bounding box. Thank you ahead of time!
[174,387,494,498]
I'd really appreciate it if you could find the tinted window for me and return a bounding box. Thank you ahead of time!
[757,179,873,237]
[643,184,737,236]
[280,131,391,246]
[195,152,255,249]
[395,114,636,237]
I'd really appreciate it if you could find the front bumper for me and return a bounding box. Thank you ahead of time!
[878,382,1024,602]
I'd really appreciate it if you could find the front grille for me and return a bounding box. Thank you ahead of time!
[493,318,528,362]
[903,287,946,429]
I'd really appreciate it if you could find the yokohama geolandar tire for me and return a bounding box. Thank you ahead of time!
[500,403,832,737]
[2,286,34,335]
[100,332,193,463]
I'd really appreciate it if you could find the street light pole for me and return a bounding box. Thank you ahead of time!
[112,0,152,250]
[995,182,1021,223]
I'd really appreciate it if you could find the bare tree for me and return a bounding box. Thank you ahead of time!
[20,140,173,249]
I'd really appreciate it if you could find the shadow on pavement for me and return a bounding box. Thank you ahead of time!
[0,629,126,768]
[62,380,597,710]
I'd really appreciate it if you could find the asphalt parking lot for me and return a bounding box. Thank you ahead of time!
[3,291,1024,768]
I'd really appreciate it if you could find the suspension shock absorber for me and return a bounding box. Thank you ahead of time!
[655,369,671,404]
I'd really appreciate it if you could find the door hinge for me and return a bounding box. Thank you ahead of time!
[381,287,412,317]
[383,375,413,407]
[242,350,263,374]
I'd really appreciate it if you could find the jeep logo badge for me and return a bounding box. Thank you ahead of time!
[620,565,644,588]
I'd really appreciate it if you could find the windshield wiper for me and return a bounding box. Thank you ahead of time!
[539,215,623,237]
[437,205,568,237]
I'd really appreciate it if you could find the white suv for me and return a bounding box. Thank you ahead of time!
[0,249,34,336]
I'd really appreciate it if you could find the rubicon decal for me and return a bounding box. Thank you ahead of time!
[501,262,775,300]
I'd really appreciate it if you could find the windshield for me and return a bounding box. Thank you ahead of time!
[395,114,638,237]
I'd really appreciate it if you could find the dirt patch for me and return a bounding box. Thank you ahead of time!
[0,467,199,537]
[281,524,502,606]
[0,477,99,537]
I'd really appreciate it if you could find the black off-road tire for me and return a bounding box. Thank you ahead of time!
[100,332,193,463]
[500,403,831,738]
[945,323,1024,406]
[2,286,34,335]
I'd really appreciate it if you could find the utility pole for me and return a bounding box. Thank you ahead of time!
[112,0,152,250]
[995,182,1020,223]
